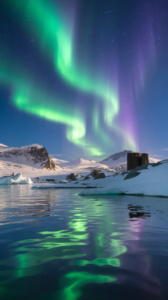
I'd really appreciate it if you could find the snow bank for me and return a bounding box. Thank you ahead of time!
[79,160,168,197]
[0,173,32,185]
[32,160,168,197]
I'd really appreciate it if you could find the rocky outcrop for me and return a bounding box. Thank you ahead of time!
[91,169,101,177]
[43,157,59,170]
[84,169,106,180]
[94,172,106,179]
[84,174,91,180]
[27,146,60,170]
[66,173,77,181]
[0,144,59,170]
[66,173,84,181]
[29,146,49,164]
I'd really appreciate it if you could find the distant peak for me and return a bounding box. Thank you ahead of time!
[0,144,8,148]
[100,150,134,162]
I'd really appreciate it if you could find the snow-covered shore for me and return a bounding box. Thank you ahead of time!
[1,144,166,197]
[32,160,168,198]
[0,145,160,178]
[79,160,168,197]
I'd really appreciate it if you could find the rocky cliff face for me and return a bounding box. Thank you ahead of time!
[0,144,59,170]
[43,157,59,170]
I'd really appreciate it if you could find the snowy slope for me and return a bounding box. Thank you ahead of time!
[99,150,133,168]
[33,160,168,197]
[99,150,160,172]
[0,144,43,166]
[0,145,161,183]
[0,144,8,148]
[79,160,168,197]
[0,144,60,177]
[0,146,113,179]
[60,158,109,170]
[50,156,68,165]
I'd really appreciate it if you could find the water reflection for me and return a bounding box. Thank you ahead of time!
[0,186,56,224]
[58,272,116,300]
[0,186,167,299]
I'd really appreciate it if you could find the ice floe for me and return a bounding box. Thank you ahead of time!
[0,173,32,185]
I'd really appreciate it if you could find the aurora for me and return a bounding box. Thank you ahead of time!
[0,57,106,155]
[0,1,168,300]
[1,0,137,155]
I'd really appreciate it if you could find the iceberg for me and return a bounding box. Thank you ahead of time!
[0,173,32,185]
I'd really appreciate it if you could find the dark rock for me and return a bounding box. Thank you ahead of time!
[29,146,49,164]
[59,180,67,184]
[84,169,105,180]
[91,169,101,177]
[43,158,58,170]
[0,144,59,170]
[46,179,57,182]
[66,173,77,181]
[84,175,91,180]
[94,172,106,179]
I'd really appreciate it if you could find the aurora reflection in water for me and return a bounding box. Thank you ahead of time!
[0,186,168,299]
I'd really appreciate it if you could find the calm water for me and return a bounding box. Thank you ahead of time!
[0,186,168,300]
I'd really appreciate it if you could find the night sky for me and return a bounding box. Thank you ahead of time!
[0,0,168,160]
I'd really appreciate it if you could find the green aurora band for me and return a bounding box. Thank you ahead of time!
[5,0,136,152]
[0,60,105,155]
[11,0,119,121]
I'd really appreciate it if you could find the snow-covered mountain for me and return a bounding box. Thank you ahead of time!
[99,150,133,167]
[0,144,114,179]
[0,144,59,170]
[60,158,110,170]
[99,150,160,172]
[0,144,8,148]
[0,145,162,180]
[49,155,68,165]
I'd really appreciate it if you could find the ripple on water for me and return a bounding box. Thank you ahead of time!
[0,185,168,300]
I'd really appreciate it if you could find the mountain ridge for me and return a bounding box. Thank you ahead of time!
[0,144,59,170]
[99,150,160,172]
